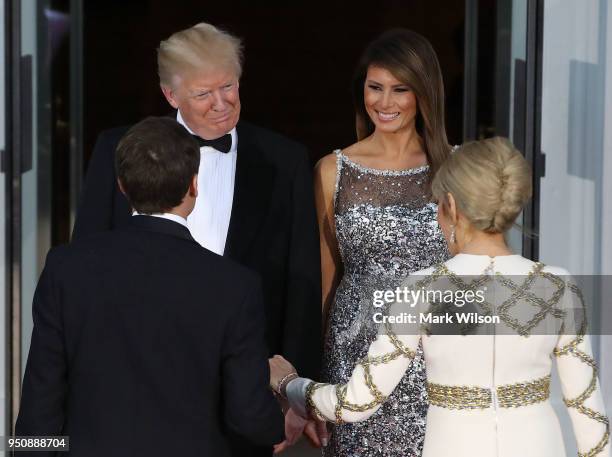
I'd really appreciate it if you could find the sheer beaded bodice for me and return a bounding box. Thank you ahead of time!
[334,151,447,279]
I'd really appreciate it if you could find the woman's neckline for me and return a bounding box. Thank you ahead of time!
[454,253,522,259]
[335,149,429,176]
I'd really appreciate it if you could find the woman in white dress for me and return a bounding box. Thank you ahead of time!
[271,137,610,457]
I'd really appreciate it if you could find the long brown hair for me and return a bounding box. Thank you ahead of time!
[353,29,450,177]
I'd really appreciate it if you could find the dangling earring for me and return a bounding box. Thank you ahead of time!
[450,225,456,244]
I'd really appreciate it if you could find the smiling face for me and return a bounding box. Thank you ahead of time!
[161,66,241,140]
[363,65,418,135]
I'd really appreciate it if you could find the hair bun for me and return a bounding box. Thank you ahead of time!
[432,137,532,235]
[487,146,532,232]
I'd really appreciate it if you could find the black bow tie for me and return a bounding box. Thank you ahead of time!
[191,133,232,153]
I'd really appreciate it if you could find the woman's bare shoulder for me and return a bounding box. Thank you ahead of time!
[314,152,340,196]
[315,139,370,183]
[315,151,339,173]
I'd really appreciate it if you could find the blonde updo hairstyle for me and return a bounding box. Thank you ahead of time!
[157,23,243,88]
[432,137,532,234]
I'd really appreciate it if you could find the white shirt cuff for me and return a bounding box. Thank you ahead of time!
[286,377,313,419]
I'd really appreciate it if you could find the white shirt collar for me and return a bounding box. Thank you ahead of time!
[176,110,237,154]
[132,211,188,228]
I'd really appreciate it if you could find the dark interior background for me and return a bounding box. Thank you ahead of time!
[48,1,469,245]
[82,1,466,165]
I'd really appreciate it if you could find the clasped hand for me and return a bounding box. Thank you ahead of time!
[269,355,328,454]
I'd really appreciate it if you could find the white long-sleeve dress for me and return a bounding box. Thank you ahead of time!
[288,254,610,457]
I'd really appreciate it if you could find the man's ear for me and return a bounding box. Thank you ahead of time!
[161,84,179,109]
[117,179,136,213]
[117,178,127,196]
[189,175,198,198]
[447,192,458,225]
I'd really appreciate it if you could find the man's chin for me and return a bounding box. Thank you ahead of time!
[213,118,238,134]
[196,115,239,138]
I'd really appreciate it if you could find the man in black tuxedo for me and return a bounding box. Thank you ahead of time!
[16,117,284,457]
[72,25,321,420]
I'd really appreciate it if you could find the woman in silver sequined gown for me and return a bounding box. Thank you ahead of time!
[314,30,452,456]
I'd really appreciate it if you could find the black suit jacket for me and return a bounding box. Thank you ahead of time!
[15,216,284,457]
[72,120,321,380]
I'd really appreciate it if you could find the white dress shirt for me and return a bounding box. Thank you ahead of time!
[132,211,189,227]
[177,111,237,255]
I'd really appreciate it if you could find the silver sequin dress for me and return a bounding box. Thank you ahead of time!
[322,149,449,456]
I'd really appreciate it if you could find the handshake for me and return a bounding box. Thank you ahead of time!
[268,355,329,454]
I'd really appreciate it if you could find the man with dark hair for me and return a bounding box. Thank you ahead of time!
[15,117,284,457]
[115,117,201,213]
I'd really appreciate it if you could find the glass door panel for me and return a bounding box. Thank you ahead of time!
[1,0,7,441]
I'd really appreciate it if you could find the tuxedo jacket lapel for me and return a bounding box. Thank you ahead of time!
[224,123,275,261]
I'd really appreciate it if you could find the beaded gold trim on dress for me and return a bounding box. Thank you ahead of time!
[306,320,416,425]
[428,262,567,336]
[553,283,610,457]
[426,375,551,410]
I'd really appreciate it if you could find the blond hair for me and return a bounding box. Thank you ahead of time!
[157,23,243,87]
[432,137,532,234]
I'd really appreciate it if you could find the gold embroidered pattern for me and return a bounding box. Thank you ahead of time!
[427,375,551,410]
[427,383,492,409]
[496,375,550,408]
[305,381,326,421]
[431,262,566,336]
[307,324,416,424]
[553,283,610,457]
[362,362,387,406]
[496,268,566,335]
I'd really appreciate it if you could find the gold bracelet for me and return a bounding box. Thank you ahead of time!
[276,372,299,399]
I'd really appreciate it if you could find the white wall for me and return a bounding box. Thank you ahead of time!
[540,0,611,454]
[601,0,612,425]
[540,3,607,272]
